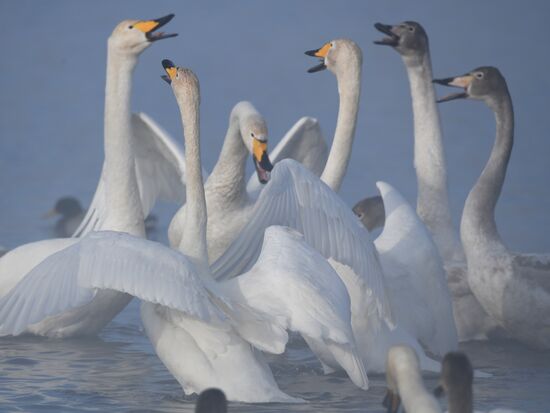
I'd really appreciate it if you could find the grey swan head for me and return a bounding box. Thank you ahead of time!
[352,195,385,231]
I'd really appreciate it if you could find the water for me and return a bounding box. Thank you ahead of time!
[1,0,549,411]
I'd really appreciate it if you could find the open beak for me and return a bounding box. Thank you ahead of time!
[252,138,273,184]
[382,389,402,413]
[374,23,400,46]
[161,59,177,84]
[433,74,473,103]
[305,42,331,73]
[133,14,178,42]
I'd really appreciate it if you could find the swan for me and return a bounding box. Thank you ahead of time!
[210,40,441,374]
[195,388,227,413]
[434,352,523,413]
[434,67,550,349]
[374,21,498,341]
[0,62,368,401]
[0,14,177,336]
[374,182,457,357]
[383,345,442,413]
[43,197,85,237]
[352,195,385,231]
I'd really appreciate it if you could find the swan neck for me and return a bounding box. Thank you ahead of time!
[207,114,248,202]
[447,385,473,413]
[404,52,463,262]
[103,42,144,235]
[395,367,437,412]
[321,61,361,192]
[462,93,514,248]
[177,94,210,272]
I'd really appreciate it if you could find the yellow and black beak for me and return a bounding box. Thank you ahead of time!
[433,74,473,103]
[161,59,178,84]
[305,42,331,73]
[252,139,273,184]
[133,14,178,42]
[382,389,402,413]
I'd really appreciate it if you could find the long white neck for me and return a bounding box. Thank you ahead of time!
[206,105,250,204]
[103,42,145,236]
[404,52,463,262]
[176,92,209,273]
[320,57,361,192]
[461,94,514,254]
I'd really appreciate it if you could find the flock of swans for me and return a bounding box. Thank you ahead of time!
[0,12,548,409]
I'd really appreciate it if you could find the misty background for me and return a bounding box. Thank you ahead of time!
[1,0,549,252]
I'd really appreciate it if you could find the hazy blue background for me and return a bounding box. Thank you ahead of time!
[1,2,550,411]
[1,0,549,252]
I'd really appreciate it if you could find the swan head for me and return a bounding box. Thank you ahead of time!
[305,39,362,77]
[434,66,509,106]
[43,197,83,219]
[374,21,428,59]
[433,352,473,412]
[109,14,177,55]
[245,114,272,184]
[352,195,385,231]
[162,59,200,105]
[195,388,227,413]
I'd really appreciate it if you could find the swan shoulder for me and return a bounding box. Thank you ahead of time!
[213,159,392,326]
[0,231,226,336]
[246,117,328,196]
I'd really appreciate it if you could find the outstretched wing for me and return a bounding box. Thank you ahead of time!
[246,117,328,196]
[73,112,190,237]
[212,159,392,326]
[0,231,225,336]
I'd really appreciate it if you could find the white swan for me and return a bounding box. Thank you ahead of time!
[383,345,442,413]
[374,21,498,341]
[434,352,524,413]
[0,63,368,401]
[0,15,177,336]
[435,67,550,349]
[375,182,457,356]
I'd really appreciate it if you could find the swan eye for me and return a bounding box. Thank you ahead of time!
[408,26,415,32]
[128,25,133,29]
[475,72,484,79]
[251,132,255,138]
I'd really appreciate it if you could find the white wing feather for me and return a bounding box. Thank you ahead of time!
[213,159,392,326]
[246,117,328,196]
[0,231,226,335]
[73,113,192,237]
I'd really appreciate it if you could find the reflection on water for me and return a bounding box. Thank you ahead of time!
[1,301,548,412]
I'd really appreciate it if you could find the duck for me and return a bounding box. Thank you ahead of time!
[0,14,177,336]
[373,21,498,341]
[0,62,368,401]
[434,67,550,349]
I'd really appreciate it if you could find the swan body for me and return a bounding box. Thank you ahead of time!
[375,181,458,356]
[0,15,177,337]
[374,21,498,340]
[435,67,550,349]
[384,345,442,413]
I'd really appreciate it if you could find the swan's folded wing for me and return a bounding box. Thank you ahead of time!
[374,181,458,355]
[73,112,193,237]
[247,117,328,196]
[213,159,392,326]
[0,232,226,335]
